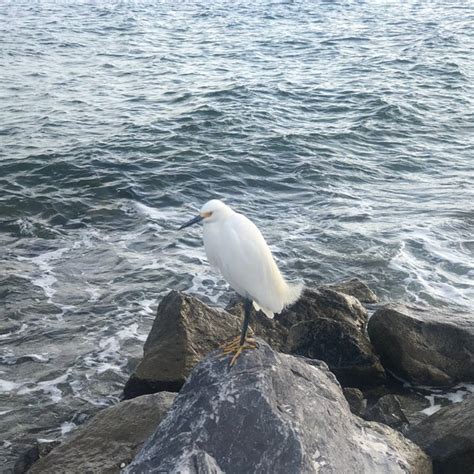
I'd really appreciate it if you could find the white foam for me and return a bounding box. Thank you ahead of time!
[61,421,76,436]
[117,322,146,342]
[0,379,21,393]
[38,374,68,403]
[17,372,69,402]
[23,353,50,363]
[0,323,28,340]
[421,404,441,416]
[18,247,69,303]
[83,335,125,374]
[135,202,173,221]
[421,383,474,416]
[187,267,228,305]
[421,395,441,416]
[139,298,156,315]
[86,286,101,302]
[16,217,35,236]
[389,234,473,307]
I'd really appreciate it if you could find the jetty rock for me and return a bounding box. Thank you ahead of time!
[124,285,384,399]
[126,340,430,474]
[27,392,176,473]
[406,394,474,474]
[368,304,474,387]
[123,291,242,399]
[322,277,379,304]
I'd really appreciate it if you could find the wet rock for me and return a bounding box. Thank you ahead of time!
[243,285,370,352]
[365,394,409,431]
[28,392,176,474]
[123,291,241,399]
[362,385,431,427]
[13,445,38,474]
[395,392,431,426]
[127,288,381,398]
[343,387,366,416]
[407,395,474,474]
[368,304,474,386]
[322,277,378,304]
[13,441,60,474]
[126,340,431,474]
[288,318,386,387]
[278,287,368,331]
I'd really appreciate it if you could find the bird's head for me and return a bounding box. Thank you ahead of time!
[179,199,231,229]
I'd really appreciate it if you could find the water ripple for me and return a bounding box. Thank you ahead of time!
[1,0,474,468]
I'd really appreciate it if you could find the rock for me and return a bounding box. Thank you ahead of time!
[394,392,431,426]
[28,392,176,474]
[13,441,60,474]
[126,340,431,474]
[362,385,432,427]
[288,318,386,387]
[278,287,369,331]
[13,445,39,474]
[407,395,474,474]
[365,394,409,431]
[343,387,366,416]
[230,285,372,352]
[323,277,378,304]
[123,291,241,399]
[127,288,382,399]
[368,304,474,386]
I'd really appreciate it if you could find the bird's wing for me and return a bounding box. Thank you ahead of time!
[217,213,287,314]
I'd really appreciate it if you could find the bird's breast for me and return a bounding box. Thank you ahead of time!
[203,223,222,270]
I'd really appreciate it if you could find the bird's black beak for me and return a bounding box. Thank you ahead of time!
[179,214,204,230]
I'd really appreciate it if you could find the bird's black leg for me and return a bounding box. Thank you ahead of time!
[239,299,253,346]
[220,298,257,366]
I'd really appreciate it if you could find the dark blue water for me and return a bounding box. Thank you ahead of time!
[1,1,473,468]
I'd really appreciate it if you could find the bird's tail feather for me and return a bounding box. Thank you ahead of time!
[253,280,303,320]
[253,301,274,319]
[283,281,304,307]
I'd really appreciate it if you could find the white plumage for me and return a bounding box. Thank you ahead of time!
[199,199,302,318]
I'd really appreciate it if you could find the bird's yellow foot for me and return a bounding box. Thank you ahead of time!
[219,335,241,352]
[229,341,257,367]
[220,337,257,367]
[219,328,255,351]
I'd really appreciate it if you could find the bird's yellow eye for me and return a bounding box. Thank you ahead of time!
[200,211,213,218]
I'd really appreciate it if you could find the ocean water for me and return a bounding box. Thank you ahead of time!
[1,0,473,468]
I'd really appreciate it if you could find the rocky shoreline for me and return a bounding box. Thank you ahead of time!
[17,279,473,473]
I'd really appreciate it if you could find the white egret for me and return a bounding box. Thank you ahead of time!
[179,199,302,366]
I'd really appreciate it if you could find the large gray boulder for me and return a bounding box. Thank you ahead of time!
[407,395,474,473]
[368,304,474,386]
[28,392,176,473]
[123,291,241,399]
[126,340,431,474]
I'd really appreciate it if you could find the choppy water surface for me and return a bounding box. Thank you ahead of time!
[1,0,473,467]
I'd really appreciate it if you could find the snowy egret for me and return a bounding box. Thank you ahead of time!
[179,199,302,366]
